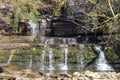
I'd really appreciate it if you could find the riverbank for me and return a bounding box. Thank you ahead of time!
[0,69,120,80]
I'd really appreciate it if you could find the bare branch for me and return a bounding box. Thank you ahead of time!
[70,20,92,32]
[108,0,115,16]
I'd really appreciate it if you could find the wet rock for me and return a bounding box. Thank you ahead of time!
[35,77,44,80]
[84,70,101,79]
[59,73,72,78]
[50,75,58,79]
[23,69,33,74]
[73,72,81,77]
[38,72,46,76]
[0,67,3,73]
[0,69,120,80]
[46,73,51,77]
[84,70,94,75]
[0,76,16,80]
[88,73,100,79]
[33,73,42,78]
[117,73,120,79]
[2,64,22,73]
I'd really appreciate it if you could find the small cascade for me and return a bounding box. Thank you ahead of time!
[78,53,86,71]
[40,19,47,36]
[48,48,54,70]
[39,19,48,44]
[45,39,55,70]
[94,45,113,71]
[29,53,32,69]
[7,53,14,65]
[60,39,69,70]
[45,38,54,45]
[39,18,55,71]
[78,44,86,71]
[61,46,68,70]
[40,37,55,71]
[40,50,45,70]
[18,55,22,66]
[28,20,39,37]
[68,38,77,44]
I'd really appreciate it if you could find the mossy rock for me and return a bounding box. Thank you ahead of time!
[2,64,22,72]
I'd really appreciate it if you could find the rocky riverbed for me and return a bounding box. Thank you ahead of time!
[0,68,120,80]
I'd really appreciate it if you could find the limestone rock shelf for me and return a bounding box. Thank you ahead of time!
[0,70,120,80]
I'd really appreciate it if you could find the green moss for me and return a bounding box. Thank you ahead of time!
[104,47,116,60]
[0,50,11,63]
[85,47,96,59]
[52,0,66,16]
[13,12,19,31]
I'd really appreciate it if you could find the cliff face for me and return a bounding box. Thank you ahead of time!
[0,3,13,35]
[0,0,119,36]
[0,0,54,35]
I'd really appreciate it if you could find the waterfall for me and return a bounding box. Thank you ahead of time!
[40,19,47,36]
[7,52,14,65]
[45,38,54,45]
[41,36,55,71]
[40,50,45,70]
[39,18,55,71]
[48,48,54,70]
[61,46,68,70]
[29,53,32,69]
[39,19,48,45]
[95,45,113,71]
[18,55,22,66]
[46,39,54,70]
[78,44,86,71]
[60,39,69,70]
[28,20,39,37]
[68,38,77,44]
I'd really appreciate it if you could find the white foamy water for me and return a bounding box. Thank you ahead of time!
[61,47,68,70]
[40,19,47,36]
[95,45,113,71]
[7,53,14,65]
[60,39,69,70]
[48,48,54,70]
[28,20,39,37]
[68,38,77,44]
[29,54,32,69]
[40,50,45,70]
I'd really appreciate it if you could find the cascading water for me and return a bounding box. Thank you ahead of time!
[40,50,45,70]
[18,55,22,66]
[7,53,14,65]
[78,44,86,71]
[40,19,47,36]
[59,39,69,70]
[29,53,32,69]
[94,45,113,71]
[28,20,39,37]
[48,48,54,70]
[68,38,77,44]
[40,18,51,43]
[61,46,68,70]
[45,38,54,44]
[44,37,55,71]
[40,18,55,71]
